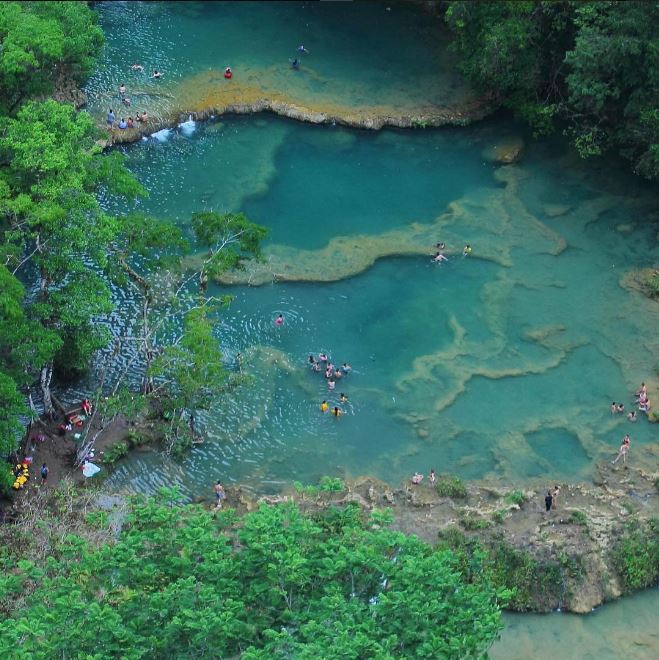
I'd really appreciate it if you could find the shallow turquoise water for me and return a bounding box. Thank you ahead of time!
[86,113,659,499]
[492,589,659,660]
[75,2,659,651]
[85,1,470,123]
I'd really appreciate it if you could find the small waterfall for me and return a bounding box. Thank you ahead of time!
[151,128,172,142]
[178,113,196,137]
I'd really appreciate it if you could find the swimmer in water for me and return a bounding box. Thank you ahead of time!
[328,379,336,391]
[463,244,472,256]
[342,363,352,373]
[331,406,342,417]
[610,402,618,414]
[319,353,328,363]
[340,393,348,403]
[151,70,163,79]
[432,252,448,263]
[131,63,144,72]
[118,83,126,97]
[290,58,300,70]
[627,410,637,422]
[275,314,284,327]
[297,45,309,54]
[320,400,328,413]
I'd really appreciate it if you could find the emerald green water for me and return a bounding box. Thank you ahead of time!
[84,1,471,123]
[492,589,659,659]
[73,0,659,647]
[90,113,659,499]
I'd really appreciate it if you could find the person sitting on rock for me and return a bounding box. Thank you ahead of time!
[411,472,423,485]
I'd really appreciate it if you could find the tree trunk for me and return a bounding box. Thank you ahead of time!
[40,362,55,419]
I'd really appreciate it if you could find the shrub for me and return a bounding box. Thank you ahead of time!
[568,510,588,526]
[102,441,129,464]
[435,475,467,499]
[505,490,527,506]
[612,519,659,591]
[491,509,506,524]
[319,476,345,492]
[460,515,492,531]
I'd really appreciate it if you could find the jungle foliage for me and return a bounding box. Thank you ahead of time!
[445,1,659,180]
[0,492,510,658]
[0,2,266,476]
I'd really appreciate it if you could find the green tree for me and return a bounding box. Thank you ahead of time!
[445,1,659,179]
[149,306,227,449]
[0,494,509,658]
[0,1,103,115]
[0,100,141,415]
[445,1,574,135]
[564,1,659,178]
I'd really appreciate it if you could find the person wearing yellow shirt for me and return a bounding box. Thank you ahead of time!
[320,400,329,413]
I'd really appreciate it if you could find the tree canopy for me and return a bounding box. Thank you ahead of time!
[0,1,103,115]
[445,1,659,179]
[0,493,509,658]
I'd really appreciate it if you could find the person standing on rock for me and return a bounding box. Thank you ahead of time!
[214,481,226,508]
[429,468,436,486]
[611,434,630,465]
[544,490,553,513]
[552,485,560,509]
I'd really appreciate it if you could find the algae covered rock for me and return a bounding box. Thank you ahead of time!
[482,136,525,164]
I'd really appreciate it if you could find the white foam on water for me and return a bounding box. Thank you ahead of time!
[178,115,196,137]
[151,128,172,142]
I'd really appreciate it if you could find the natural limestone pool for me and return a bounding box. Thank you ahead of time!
[83,113,658,498]
[74,0,659,650]
[84,1,482,130]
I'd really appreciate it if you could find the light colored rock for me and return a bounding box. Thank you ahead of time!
[482,136,525,164]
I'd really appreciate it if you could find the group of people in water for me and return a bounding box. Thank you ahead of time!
[431,241,472,263]
[105,64,162,131]
[611,382,652,422]
[310,353,352,418]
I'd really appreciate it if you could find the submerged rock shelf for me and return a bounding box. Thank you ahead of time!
[103,76,492,147]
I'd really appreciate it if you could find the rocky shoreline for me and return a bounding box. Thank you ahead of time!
[211,465,657,614]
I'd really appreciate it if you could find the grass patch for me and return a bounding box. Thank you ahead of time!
[435,474,467,499]
[491,509,507,524]
[568,510,588,526]
[460,515,492,531]
[505,490,527,506]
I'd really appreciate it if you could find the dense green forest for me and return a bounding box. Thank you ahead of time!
[444,1,659,180]
[0,490,509,657]
[0,1,266,490]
